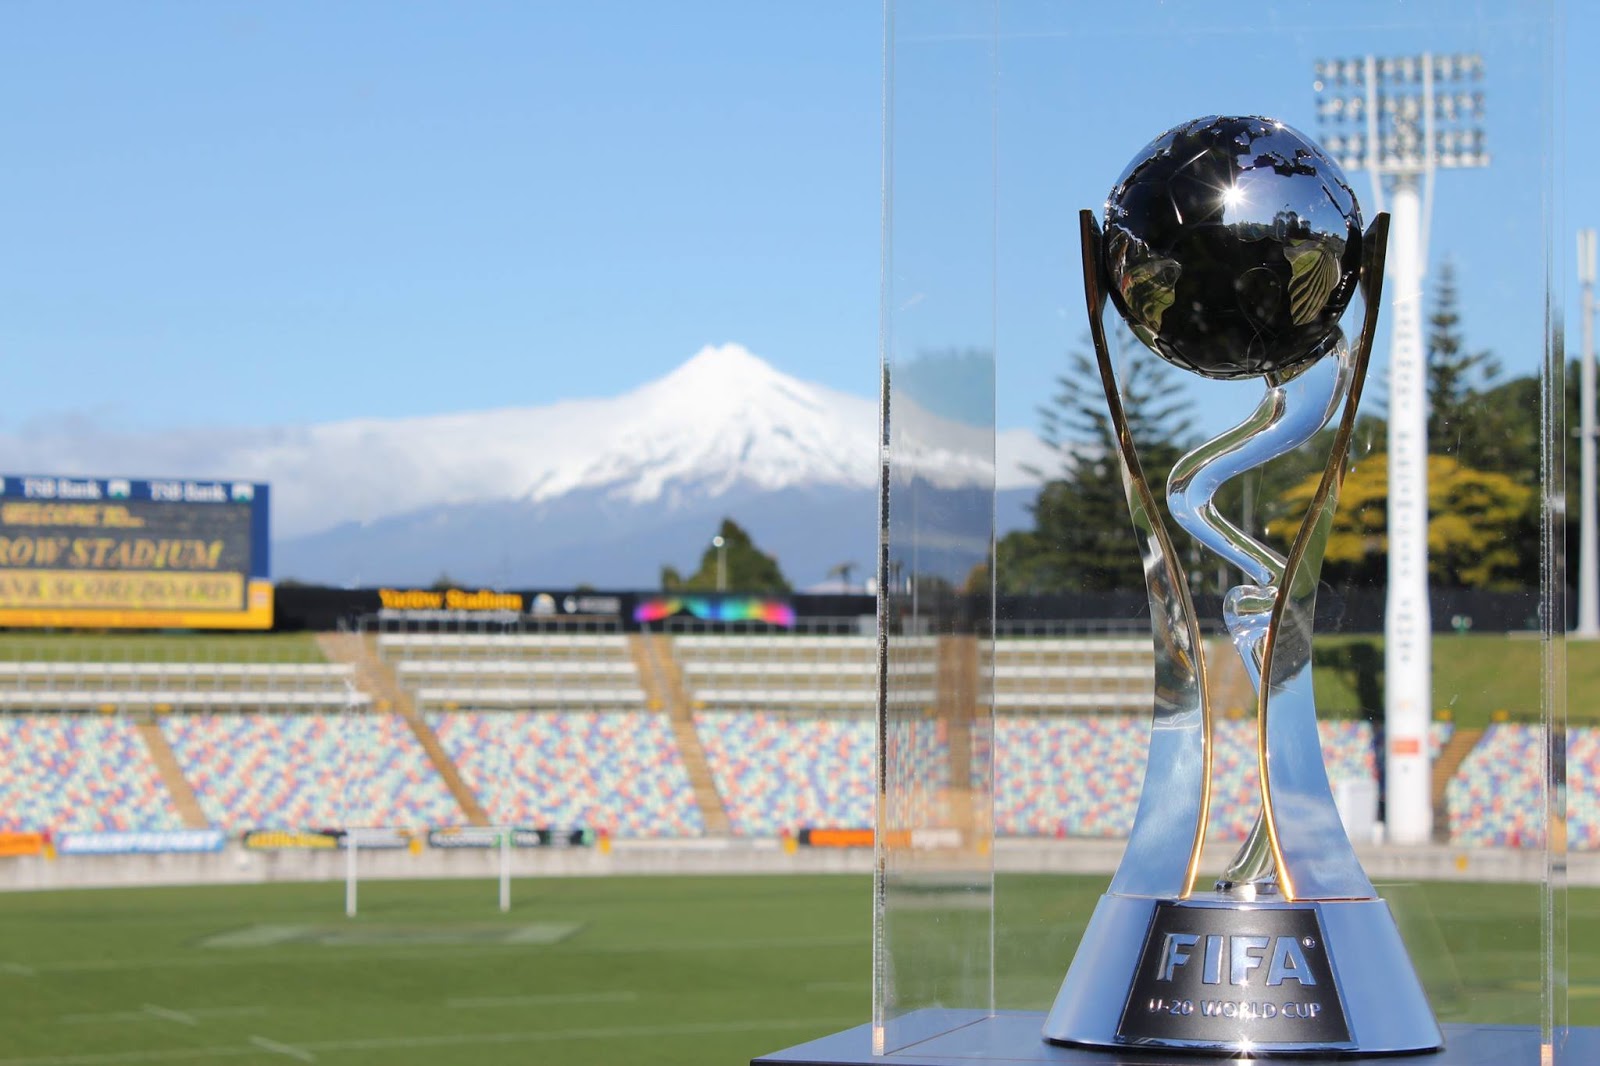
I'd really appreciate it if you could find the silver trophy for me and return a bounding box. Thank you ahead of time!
[1043,116,1442,1055]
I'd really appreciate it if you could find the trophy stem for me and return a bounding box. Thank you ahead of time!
[1219,814,1276,887]
[1257,213,1392,902]
[1079,210,1213,903]
[1167,341,1352,890]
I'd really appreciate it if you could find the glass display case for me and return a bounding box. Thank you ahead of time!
[758,0,1579,1062]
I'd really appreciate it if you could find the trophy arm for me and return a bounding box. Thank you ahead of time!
[1079,210,1213,901]
[1167,341,1353,891]
[1260,213,1391,902]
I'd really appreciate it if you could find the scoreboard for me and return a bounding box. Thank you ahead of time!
[0,475,272,630]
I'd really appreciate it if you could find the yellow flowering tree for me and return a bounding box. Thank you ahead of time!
[1268,453,1535,590]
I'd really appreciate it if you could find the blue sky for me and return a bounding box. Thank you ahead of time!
[0,2,1589,441]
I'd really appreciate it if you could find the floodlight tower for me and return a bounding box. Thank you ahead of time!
[1314,53,1488,845]
[712,534,727,591]
[1580,229,1598,638]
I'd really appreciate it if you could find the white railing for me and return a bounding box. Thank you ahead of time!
[0,690,367,710]
[0,660,358,712]
[397,660,637,678]
[413,686,646,709]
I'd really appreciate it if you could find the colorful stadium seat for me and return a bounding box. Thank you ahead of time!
[1568,727,1599,850]
[1447,724,1549,848]
[989,714,1378,840]
[430,711,703,837]
[694,711,873,836]
[0,714,184,832]
[161,713,459,830]
[691,711,949,836]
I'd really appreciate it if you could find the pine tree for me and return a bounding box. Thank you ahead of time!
[661,518,791,593]
[1000,337,1196,593]
[1427,260,1502,459]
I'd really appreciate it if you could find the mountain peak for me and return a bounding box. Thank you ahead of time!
[0,343,1052,563]
[675,342,774,376]
[645,342,797,406]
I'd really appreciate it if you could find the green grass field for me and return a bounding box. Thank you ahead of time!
[1306,632,1593,728]
[0,875,1592,1064]
[0,632,326,664]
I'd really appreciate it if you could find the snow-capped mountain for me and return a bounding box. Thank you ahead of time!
[1,344,1054,587]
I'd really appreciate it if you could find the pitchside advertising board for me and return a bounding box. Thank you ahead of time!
[239,828,597,851]
[0,475,272,630]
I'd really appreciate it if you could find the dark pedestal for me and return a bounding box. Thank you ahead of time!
[753,1011,1599,1065]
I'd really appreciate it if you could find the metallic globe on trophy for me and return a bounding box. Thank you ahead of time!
[1043,115,1442,1055]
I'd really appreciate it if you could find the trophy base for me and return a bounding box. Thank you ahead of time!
[1042,893,1442,1055]
[753,1014,1594,1065]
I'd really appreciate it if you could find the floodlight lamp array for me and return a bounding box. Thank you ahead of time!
[1312,52,1488,175]
[1313,53,1484,88]
[1315,92,1485,124]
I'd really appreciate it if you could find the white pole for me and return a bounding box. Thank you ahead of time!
[345,830,358,918]
[498,705,513,912]
[499,827,511,913]
[341,681,361,919]
[1384,175,1434,844]
[1578,229,1598,637]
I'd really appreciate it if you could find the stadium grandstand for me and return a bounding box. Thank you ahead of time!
[0,612,1579,858]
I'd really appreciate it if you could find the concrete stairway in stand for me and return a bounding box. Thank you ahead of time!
[1204,637,1258,718]
[936,635,980,844]
[1431,724,1483,840]
[316,632,489,827]
[135,720,210,829]
[629,634,730,835]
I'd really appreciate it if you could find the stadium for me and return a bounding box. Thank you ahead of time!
[1,2,1582,1064]
[0,557,1591,1062]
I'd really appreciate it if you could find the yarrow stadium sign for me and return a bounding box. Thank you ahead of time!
[0,475,271,630]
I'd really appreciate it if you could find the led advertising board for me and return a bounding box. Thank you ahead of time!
[0,475,271,629]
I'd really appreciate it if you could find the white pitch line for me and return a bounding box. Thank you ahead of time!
[27,933,863,975]
[58,1013,149,1026]
[0,962,35,976]
[447,990,637,1009]
[583,934,862,954]
[61,1006,269,1026]
[247,1036,316,1063]
[139,1005,197,1027]
[136,998,195,1024]
[0,1047,253,1066]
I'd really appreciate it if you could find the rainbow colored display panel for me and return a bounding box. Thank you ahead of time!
[632,596,795,628]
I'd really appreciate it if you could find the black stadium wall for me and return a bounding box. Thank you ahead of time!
[268,584,1556,635]
[269,585,880,634]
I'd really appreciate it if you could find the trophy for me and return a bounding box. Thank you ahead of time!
[1043,115,1442,1055]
